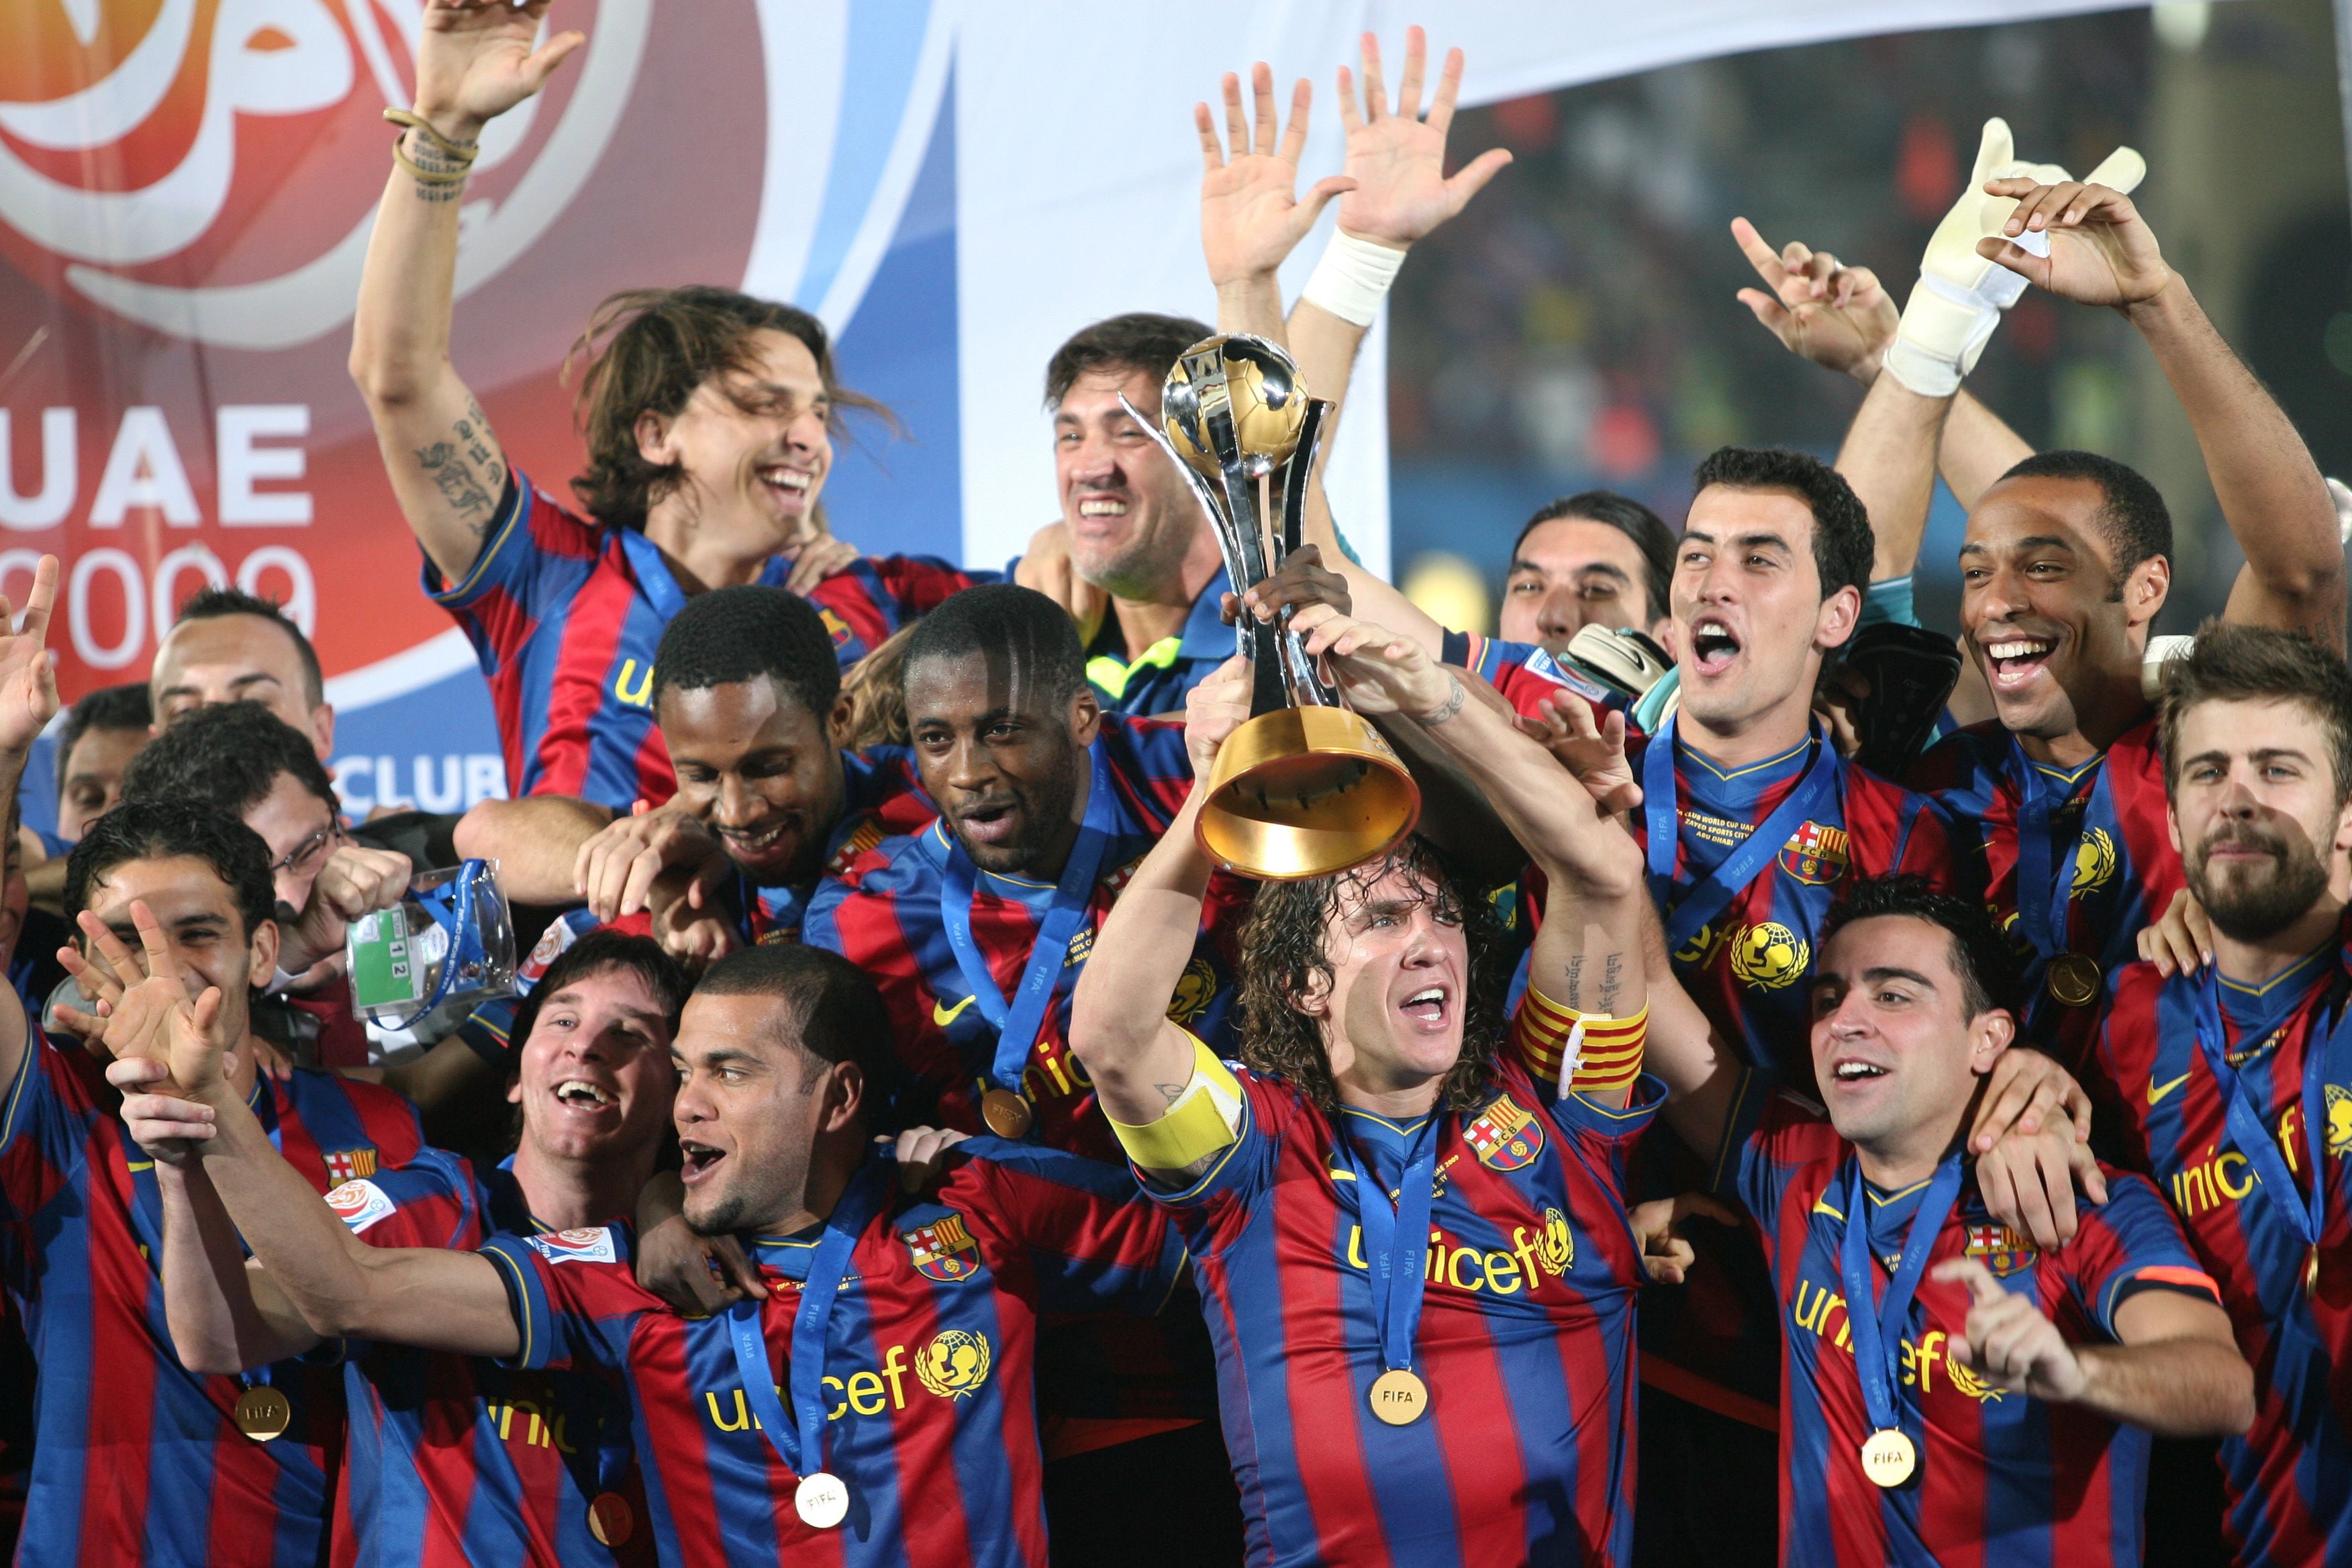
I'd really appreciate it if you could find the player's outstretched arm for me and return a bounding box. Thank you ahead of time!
[0,556,57,1097]
[120,904,523,1357]
[453,794,621,908]
[1981,179,2345,648]
[350,0,583,586]
[1931,1256,2253,1437]
[1068,660,1251,1168]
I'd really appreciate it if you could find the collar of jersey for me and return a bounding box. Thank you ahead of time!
[748,1225,829,1282]
[924,818,1064,889]
[1675,730,1813,784]
[1336,1102,1439,1139]
[2029,751,2103,789]
[2217,938,2332,1001]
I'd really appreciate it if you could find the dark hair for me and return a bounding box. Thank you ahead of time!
[1043,312,1216,408]
[901,585,1089,716]
[57,683,151,795]
[118,700,337,820]
[695,944,890,1091]
[171,587,323,707]
[650,585,843,716]
[2159,620,2352,805]
[66,799,275,942]
[1820,874,2021,1018]
[565,286,894,533]
[1996,449,2172,573]
[1513,490,1677,624]
[508,929,693,1059]
[1236,838,1507,1116]
[1692,447,1875,617]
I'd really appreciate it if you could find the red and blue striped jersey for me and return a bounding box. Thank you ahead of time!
[1437,631,1641,731]
[738,749,932,945]
[326,1150,654,1568]
[0,1030,422,1568]
[1075,567,1240,718]
[802,716,1246,1163]
[427,469,987,810]
[1724,1080,2221,1568]
[2092,944,2352,1567]
[1149,1055,1661,1568]
[479,1141,1185,1568]
[1910,717,2182,1070]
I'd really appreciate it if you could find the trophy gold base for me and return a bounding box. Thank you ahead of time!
[1195,707,1421,881]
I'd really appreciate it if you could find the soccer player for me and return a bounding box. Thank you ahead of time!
[51,682,148,844]
[804,585,1243,1155]
[149,587,336,760]
[1859,175,2345,1072]
[456,585,932,957]
[108,929,687,1568]
[1494,492,1676,654]
[352,1,980,812]
[5,797,428,1568]
[113,941,1189,1568]
[1622,873,2252,1565]
[1070,602,1670,1566]
[2091,623,2352,1565]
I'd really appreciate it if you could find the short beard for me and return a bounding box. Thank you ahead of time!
[1073,511,1189,601]
[2192,826,2332,944]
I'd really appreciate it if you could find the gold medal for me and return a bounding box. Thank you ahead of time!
[1859,1427,1916,1487]
[234,1384,291,1442]
[2308,1244,2322,1297]
[586,1493,634,1547]
[979,1089,1032,1139]
[2045,952,2101,1008]
[1367,1367,1428,1426]
[795,1471,850,1530]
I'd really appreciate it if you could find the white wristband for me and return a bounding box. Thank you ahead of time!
[1300,229,1407,328]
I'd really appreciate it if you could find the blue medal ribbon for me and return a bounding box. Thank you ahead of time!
[2192,971,2327,1257]
[1642,716,1841,952]
[940,740,1117,1095]
[1837,1154,1966,1454]
[1338,1114,1441,1377]
[724,1157,893,1479]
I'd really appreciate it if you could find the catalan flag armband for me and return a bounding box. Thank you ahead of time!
[1510,985,1647,1099]
[1107,1032,1245,1173]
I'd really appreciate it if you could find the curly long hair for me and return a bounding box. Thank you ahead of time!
[1234,837,1510,1116]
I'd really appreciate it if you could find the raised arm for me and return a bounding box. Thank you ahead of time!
[1067,660,1251,1143]
[1931,1255,2253,1437]
[0,556,57,1095]
[1980,179,2345,648]
[350,0,583,585]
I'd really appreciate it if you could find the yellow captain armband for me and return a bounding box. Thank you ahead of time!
[1106,1034,1244,1172]
[1510,985,1647,1097]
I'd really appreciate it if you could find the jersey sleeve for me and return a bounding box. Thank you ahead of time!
[1722,1076,1827,1227]
[330,1148,486,1253]
[0,1028,93,1225]
[1888,789,1968,899]
[949,1144,1189,1316]
[479,1228,643,1374]
[1134,1063,1289,1246]
[422,469,603,677]
[2061,1169,2223,1338]
[804,556,991,666]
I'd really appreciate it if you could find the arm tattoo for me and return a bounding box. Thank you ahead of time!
[1416,675,1468,728]
[404,129,472,204]
[1153,1081,1189,1106]
[1564,954,1584,1010]
[414,439,495,533]
[1599,952,1623,1016]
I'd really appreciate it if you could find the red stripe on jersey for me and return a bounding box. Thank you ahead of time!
[535,567,640,802]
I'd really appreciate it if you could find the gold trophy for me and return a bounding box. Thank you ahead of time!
[1122,334,1419,879]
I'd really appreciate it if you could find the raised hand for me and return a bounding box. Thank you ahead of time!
[1514,693,1641,816]
[1289,602,1453,719]
[281,844,413,975]
[0,556,60,758]
[105,1055,219,1168]
[414,0,587,142]
[1182,656,1256,779]
[574,805,725,922]
[1978,179,2172,309]
[1333,28,1512,248]
[1730,219,1897,382]
[55,902,232,1099]
[1933,1256,2089,1401]
[1197,64,1355,288]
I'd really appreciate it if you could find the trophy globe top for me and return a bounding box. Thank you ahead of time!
[1161,334,1311,480]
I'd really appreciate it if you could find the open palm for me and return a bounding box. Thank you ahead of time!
[1978,180,2170,308]
[0,556,59,756]
[416,0,585,135]
[1197,66,1352,287]
[1334,28,1511,247]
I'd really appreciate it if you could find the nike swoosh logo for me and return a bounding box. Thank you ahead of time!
[2147,1072,2192,1106]
[932,994,977,1028]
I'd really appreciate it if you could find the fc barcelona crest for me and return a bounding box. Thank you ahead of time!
[324,1147,378,1183]
[1777,821,1849,885]
[1464,1096,1545,1171]
[1965,1222,2037,1278]
[903,1214,983,1283]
